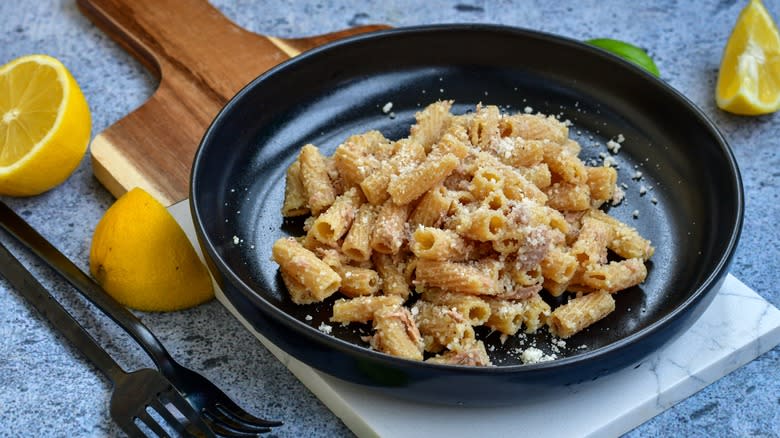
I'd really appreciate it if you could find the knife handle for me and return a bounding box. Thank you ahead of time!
[0,201,176,375]
[0,242,125,382]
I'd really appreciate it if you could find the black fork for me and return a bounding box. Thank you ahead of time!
[0,242,214,437]
[0,202,282,436]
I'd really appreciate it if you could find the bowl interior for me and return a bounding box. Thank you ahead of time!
[191,26,741,367]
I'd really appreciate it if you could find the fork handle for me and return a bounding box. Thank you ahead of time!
[0,202,177,375]
[0,241,125,382]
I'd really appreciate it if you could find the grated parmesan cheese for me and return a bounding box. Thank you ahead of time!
[521,347,556,364]
[611,186,625,206]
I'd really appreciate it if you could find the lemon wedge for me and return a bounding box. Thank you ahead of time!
[90,188,214,312]
[716,0,780,115]
[0,55,91,195]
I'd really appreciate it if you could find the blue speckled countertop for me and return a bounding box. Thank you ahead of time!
[1,1,778,436]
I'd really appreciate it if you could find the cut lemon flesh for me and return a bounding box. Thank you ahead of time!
[716,0,780,115]
[0,55,90,195]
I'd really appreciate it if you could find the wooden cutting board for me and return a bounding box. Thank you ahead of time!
[77,0,388,206]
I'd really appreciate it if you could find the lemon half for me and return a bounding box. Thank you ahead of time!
[716,0,780,115]
[0,55,91,195]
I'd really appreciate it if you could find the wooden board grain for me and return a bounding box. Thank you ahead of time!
[77,0,388,206]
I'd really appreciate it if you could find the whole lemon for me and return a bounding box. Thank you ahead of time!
[90,188,214,311]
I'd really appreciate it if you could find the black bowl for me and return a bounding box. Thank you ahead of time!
[190,24,742,406]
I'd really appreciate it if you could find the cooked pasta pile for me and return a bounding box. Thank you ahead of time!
[272,101,654,366]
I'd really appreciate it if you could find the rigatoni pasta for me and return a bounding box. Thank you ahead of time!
[281,158,309,217]
[271,101,654,365]
[309,188,361,246]
[272,238,341,304]
[549,292,616,339]
[371,306,424,360]
[298,144,336,215]
[331,295,404,324]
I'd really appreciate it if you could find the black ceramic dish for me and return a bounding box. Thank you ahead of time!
[190,25,743,406]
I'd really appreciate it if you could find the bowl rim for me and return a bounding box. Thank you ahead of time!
[190,23,744,374]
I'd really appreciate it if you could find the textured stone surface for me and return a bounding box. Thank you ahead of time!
[0,1,778,436]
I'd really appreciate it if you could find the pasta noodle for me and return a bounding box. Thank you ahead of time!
[331,295,405,324]
[370,200,409,254]
[309,188,361,246]
[426,340,492,366]
[332,131,386,188]
[271,101,654,365]
[549,292,615,339]
[420,288,491,325]
[413,300,476,352]
[272,238,341,304]
[341,203,376,262]
[299,144,336,215]
[410,226,468,260]
[371,306,424,360]
[415,258,500,296]
[410,100,454,150]
[281,158,309,217]
[409,185,452,227]
[372,253,412,299]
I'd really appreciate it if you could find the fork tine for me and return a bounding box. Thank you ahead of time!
[136,409,172,438]
[161,389,217,437]
[148,398,190,435]
[213,401,283,428]
[121,420,149,438]
[203,407,272,434]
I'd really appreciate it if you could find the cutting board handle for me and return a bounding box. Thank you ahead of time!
[77,0,388,205]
